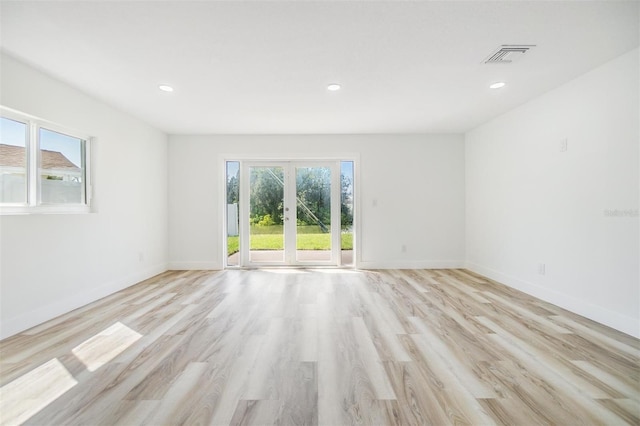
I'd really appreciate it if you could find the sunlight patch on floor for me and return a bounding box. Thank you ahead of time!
[260,268,358,274]
[72,321,142,372]
[261,268,310,274]
[0,358,78,425]
[311,268,359,274]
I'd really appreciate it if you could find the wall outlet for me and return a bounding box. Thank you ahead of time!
[138,251,144,262]
[401,244,407,253]
[538,263,546,275]
[559,138,568,152]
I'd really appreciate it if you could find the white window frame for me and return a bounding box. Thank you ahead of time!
[0,106,93,215]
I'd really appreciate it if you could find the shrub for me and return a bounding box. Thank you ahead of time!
[257,214,275,226]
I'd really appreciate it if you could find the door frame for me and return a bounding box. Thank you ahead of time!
[221,154,359,269]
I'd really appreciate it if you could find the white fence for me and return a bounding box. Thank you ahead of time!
[227,203,239,236]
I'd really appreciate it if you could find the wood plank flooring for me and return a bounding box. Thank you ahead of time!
[1,269,639,425]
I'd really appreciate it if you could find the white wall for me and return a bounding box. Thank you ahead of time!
[0,54,169,339]
[168,134,465,270]
[5,47,634,341]
[465,48,639,337]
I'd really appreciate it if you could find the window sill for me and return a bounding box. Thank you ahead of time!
[0,205,92,215]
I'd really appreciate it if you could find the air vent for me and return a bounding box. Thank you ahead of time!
[484,45,536,64]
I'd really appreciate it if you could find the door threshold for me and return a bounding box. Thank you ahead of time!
[225,265,356,271]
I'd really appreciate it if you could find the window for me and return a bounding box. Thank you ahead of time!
[0,116,28,204]
[0,107,91,214]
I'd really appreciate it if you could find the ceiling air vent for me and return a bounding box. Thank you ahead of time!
[484,45,536,64]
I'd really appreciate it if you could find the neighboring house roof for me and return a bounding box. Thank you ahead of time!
[0,144,80,171]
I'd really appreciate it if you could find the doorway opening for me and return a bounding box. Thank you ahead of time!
[225,159,355,268]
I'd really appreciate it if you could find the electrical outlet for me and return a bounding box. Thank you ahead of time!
[538,263,546,275]
[401,245,407,253]
[559,138,568,152]
[138,251,144,262]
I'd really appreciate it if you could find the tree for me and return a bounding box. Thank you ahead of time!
[249,168,284,225]
[230,165,353,230]
[296,167,331,227]
[226,172,239,204]
[341,173,353,230]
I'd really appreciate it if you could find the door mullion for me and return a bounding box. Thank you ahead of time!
[284,165,295,264]
[289,166,296,264]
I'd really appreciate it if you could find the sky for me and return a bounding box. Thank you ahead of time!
[1,117,82,167]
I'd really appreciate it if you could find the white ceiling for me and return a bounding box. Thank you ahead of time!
[1,1,638,135]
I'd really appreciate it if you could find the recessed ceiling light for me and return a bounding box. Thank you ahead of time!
[489,82,506,89]
[158,85,174,92]
[327,83,341,91]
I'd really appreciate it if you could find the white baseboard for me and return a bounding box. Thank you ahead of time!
[169,260,463,270]
[357,259,464,270]
[0,263,168,340]
[168,261,221,270]
[465,261,639,339]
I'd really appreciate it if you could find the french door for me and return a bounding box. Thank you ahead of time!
[239,161,341,267]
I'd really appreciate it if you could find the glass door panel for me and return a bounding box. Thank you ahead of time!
[239,161,341,267]
[295,166,332,262]
[248,165,285,264]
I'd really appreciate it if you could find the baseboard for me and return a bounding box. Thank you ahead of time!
[0,263,168,340]
[168,261,221,270]
[357,259,465,270]
[168,260,463,270]
[465,261,639,339]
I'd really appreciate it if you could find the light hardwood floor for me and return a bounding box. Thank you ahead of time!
[1,269,638,425]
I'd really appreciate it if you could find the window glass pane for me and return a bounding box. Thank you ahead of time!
[296,166,331,262]
[249,166,284,263]
[0,117,28,204]
[226,161,240,266]
[39,128,84,204]
[341,161,354,265]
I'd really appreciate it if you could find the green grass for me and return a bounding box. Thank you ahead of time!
[249,224,327,235]
[341,233,353,250]
[227,225,353,255]
[251,234,285,250]
[248,224,283,235]
[227,236,239,255]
